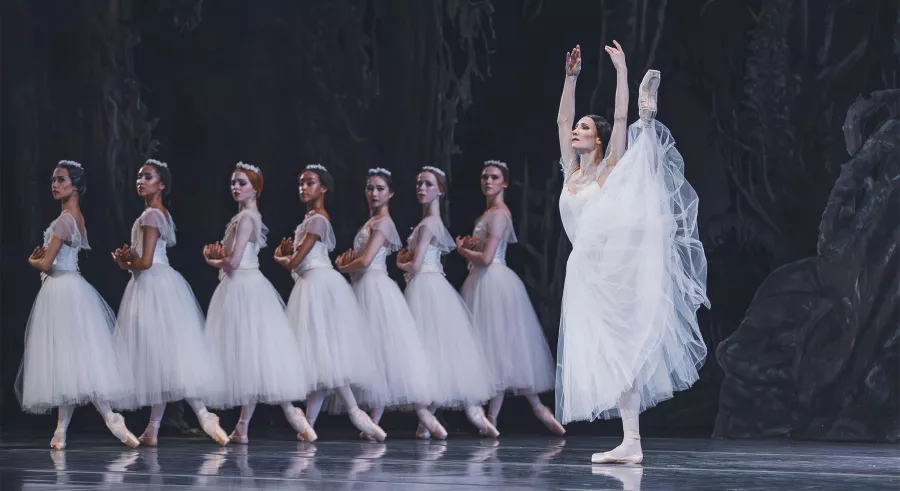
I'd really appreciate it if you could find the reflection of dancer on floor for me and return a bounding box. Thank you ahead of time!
[456,162,565,436]
[396,166,500,439]
[17,160,140,450]
[111,159,229,447]
[555,43,709,464]
[202,162,317,444]
[335,168,447,439]
[274,164,386,442]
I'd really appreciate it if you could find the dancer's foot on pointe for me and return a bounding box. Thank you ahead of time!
[349,408,386,442]
[286,407,317,443]
[138,421,160,447]
[590,436,643,464]
[229,419,250,444]
[419,412,447,440]
[50,428,67,450]
[534,405,566,436]
[104,413,140,448]
[198,412,230,446]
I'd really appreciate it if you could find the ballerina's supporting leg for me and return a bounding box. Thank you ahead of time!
[138,404,166,446]
[523,392,566,435]
[487,394,504,426]
[229,403,255,444]
[465,405,500,437]
[185,398,229,446]
[415,405,447,439]
[305,389,326,427]
[335,386,386,441]
[281,402,317,443]
[591,388,643,464]
[50,405,75,450]
[93,401,140,448]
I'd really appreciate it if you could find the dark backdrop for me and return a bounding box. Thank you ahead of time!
[2,0,898,442]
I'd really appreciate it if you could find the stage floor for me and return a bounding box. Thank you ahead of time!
[0,432,897,490]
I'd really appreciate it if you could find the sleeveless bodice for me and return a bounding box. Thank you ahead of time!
[558,181,604,242]
[418,244,445,274]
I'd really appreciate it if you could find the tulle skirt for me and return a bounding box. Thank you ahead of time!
[113,264,224,409]
[16,272,132,414]
[286,267,385,396]
[351,269,433,408]
[405,272,498,408]
[461,263,556,395]
[204,269,309,408]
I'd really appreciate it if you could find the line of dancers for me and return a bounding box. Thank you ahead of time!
[18,158,566,451]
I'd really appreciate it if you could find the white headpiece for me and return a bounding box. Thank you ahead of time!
[484,159,508,169]
[236,161,260,173]
[305,163,328,172]
[146,158,169,169]
[421,166,446,177]
[58,160,82,169]
[368,167,392,177]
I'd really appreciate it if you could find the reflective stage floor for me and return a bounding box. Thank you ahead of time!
[0,432,897,490]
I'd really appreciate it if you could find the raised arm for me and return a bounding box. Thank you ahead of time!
[558,45,582,171]
[603,40,629,171]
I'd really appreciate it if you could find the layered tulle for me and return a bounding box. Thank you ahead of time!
[16,272,133,414]
[204,269,309,408]
[113,265,224,409]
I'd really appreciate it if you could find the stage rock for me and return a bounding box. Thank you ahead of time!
[714,90,900,442]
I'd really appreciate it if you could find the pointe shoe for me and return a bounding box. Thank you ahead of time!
[198,413,230,446]
[105,413,140,448]
[590,437,643,464]
[420,412,447,440]
[50,429,67,450]
[286,407,318,443]
[534,405,566,436]
[350,409,386,442]
[138,422,160,447]
[229,420,249,444]
[466,406,500,438]
[415,422,431,440]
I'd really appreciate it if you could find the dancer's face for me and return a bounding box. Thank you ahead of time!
[571,116,601,153]
[365,176,393,209]
[230,171,256,203]
[480,165,507,198]
[136,165,165,198]
[298,171,326,204]
[415,171,441,204]
[50,168,76,201]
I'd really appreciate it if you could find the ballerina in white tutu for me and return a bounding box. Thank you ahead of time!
[273,163,387,442]
[335,168,448,439]
[457,161,565,436]
[556,44,709,464]
[17,160,140,450]
[110,159,229,447]
[201,162,317,444]
[395,166,500,439]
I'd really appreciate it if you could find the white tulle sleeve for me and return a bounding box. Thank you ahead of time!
[232,210,268,248]
[52,213,88,250]
[486,210,518,244]
[374,217,402,253]
[139,208,177,246]
[298,214,336,251]
[409,216,454,253]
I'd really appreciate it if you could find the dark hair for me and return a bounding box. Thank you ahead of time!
[586,114,612,152]
[144,159,172,196]
[367,168,393,191]
[420,167,448,197]
[482,160,510,182]
[301,164,335,193]
[56,160,87,197]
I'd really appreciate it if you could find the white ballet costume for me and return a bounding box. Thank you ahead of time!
[403,216,499,437]
[555,70,709,463]
[113,208,229,445]
[16,212,140,449]
[284,213,387,441]
[204,209,316,443]
[348,216,446,438]
[460,209,563,434]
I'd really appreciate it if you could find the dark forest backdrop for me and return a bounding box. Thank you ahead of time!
[1,0,898,442]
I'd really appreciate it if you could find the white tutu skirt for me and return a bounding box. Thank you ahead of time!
[17,272,132,414]
[286,267,383,395]
[405,273,498,408]
[461,264,556,395]
[204,269,309,408]
[113,265,223,410]
[351,270,433,408]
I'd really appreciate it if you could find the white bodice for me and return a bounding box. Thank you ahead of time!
[558,181,604,242]
[418,245,445,274]
[42,219,80,274]
[223,211,266,271]
[473,215,508,265]
[295,240,333,275]
[353,226,389,273]
[130,210,175,266]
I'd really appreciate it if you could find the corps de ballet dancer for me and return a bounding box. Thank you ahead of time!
[395,166,500,438]
[457,161,566,436]
[273,163,387,442]
[110,158,229,446]
[335,168,448,439]
[17,160,140,450]
[201,162,317,443]
[555,43,709,463]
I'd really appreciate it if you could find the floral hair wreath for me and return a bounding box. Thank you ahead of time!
[367,167,392,176]
[236,161,260,173]
[421,165,446,177]
[483,159,508,169]
[58,160,82,169]
[305,163,328,172]
[146,158,169,169]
